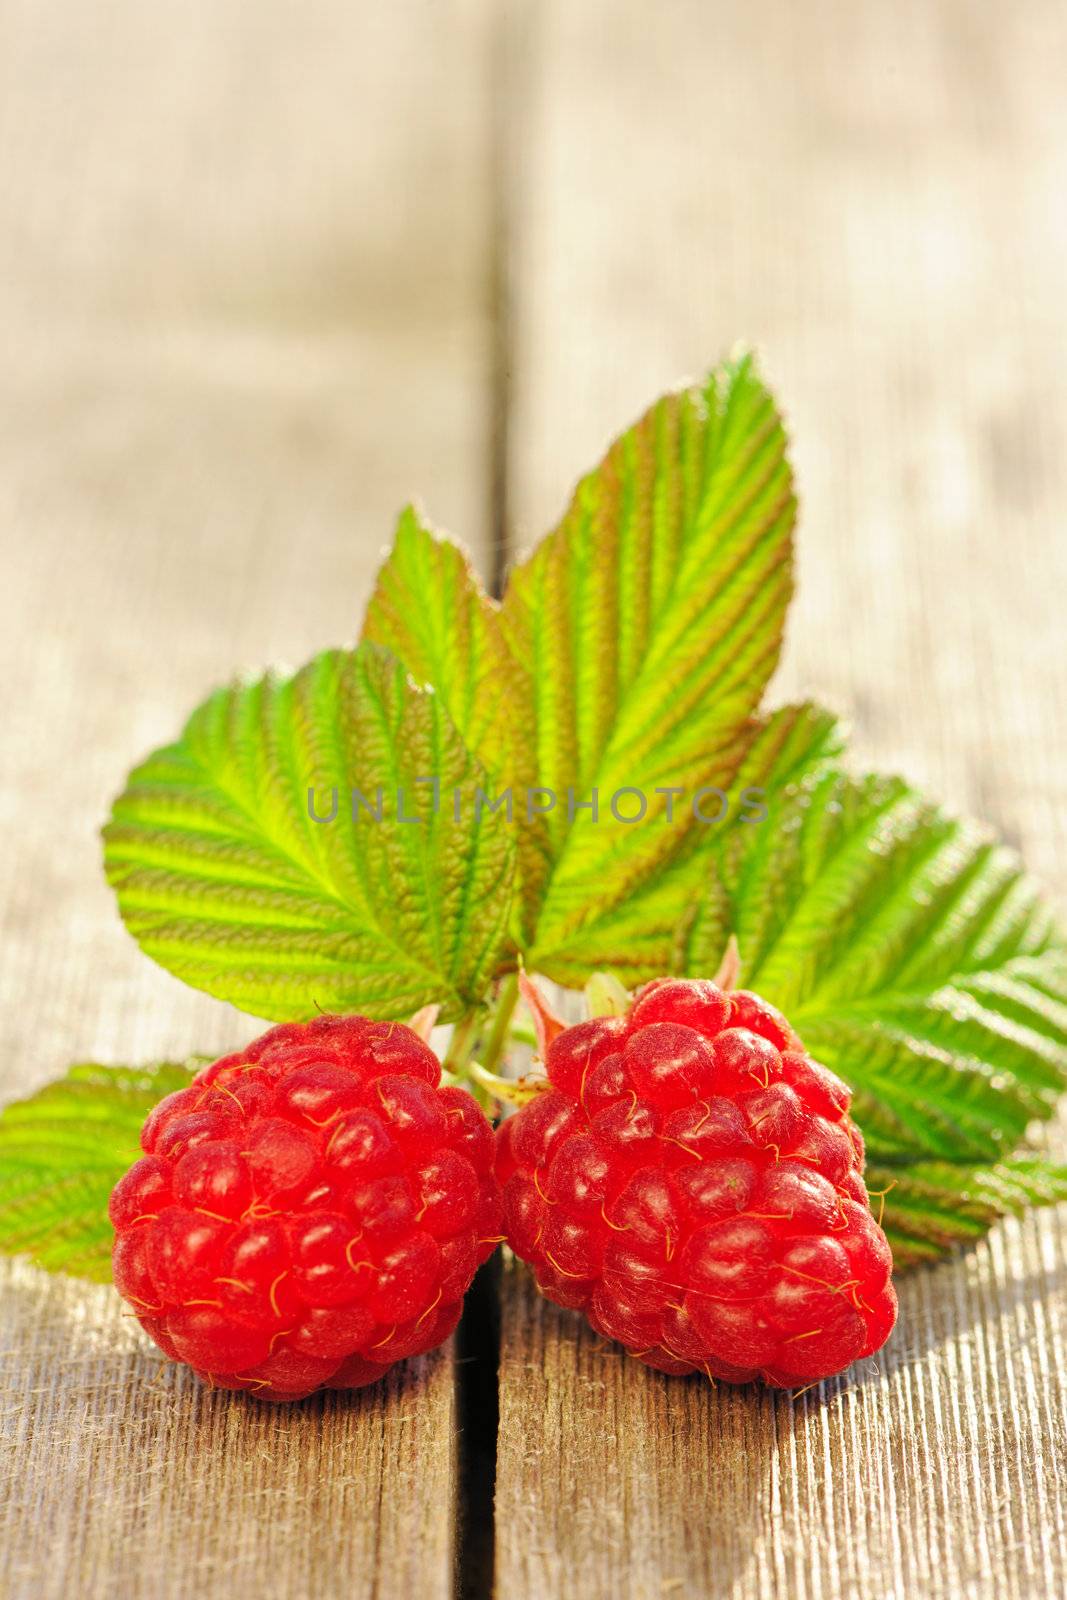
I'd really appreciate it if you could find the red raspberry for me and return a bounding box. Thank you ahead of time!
[496,979,896,1386]
[110,1015,502,1401]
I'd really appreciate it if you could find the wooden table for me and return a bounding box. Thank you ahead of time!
[2,3,1065,1596]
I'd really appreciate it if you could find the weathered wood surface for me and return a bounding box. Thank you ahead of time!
[496,3,1067,1597]
[0,3,497,1597]
[2,1,1067,1598]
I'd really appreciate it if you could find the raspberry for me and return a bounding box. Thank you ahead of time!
[110,1015,502,1401]
[496,978,896,1386]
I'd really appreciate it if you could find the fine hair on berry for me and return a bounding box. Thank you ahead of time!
[496,978,897,1386]
[110,1015,502,1401]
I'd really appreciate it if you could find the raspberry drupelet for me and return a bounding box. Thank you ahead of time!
[496,979,897,1386]
[110,1015,502,1401]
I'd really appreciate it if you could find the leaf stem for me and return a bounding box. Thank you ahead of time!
[479,971,521,1076]
[443,1009,482,1073]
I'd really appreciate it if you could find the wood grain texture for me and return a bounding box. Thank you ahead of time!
[3,1,1067,1596]
[498,1205,1067,1600]
[0,3,497,1596]
[0,1259,456,1600]
[496,2,1067,1596]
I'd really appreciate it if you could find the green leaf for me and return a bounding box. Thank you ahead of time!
[0,1060,198,1281]
[500,352,796,969]
[680,769,1067,1163]
[362,506,513,785]
[869,1157,1067,1269]
[528,701,842,987]
[361,507,536,939]
[103,642,516,1022]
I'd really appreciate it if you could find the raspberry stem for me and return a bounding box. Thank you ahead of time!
[440,974,523,1109]
[479,972,520,1076]
[443,1009,482,1073]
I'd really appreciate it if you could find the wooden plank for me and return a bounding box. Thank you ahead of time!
[0,1259,459,1599]
[496,2,1067,1596]
[0,4,498,1596]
